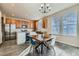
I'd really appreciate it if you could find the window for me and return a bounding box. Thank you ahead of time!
[51,10,77,36]
[38,20,42,29]
[62,11,77,36]
[52,16,60,34]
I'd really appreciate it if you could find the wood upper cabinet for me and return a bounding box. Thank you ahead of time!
[6,18,11,24]
[42,18,47,28]
[6,18,16,24]
[36,21,38,29]
[16,20,22,28]
[5,17,36,29]
[11,19,16,24]
[29,21,33,29]
[33,20,38,30]
[28,21,32,28]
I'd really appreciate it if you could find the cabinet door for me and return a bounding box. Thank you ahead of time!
[17,33,26,45]
[16,20,21,28]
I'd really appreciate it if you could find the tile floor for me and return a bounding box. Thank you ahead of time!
[0,40,79,56]
[0,40,29,56]
[27,42,79,56]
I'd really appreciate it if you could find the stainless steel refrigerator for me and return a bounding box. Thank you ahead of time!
[5,24,16,41]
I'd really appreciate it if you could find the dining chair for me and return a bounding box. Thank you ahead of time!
[26,36,37,55]
[48,37,56,46]
[30,35,44,55]
[46,35,56,56]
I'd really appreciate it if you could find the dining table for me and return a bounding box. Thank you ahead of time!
[33,34,54,54]
[29,31,55,54]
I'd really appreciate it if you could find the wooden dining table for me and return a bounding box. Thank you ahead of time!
[32,34,54,54]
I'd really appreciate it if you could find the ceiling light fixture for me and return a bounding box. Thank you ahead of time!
[39,3,52,13]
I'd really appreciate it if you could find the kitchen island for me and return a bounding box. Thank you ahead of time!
[17,32,26,45]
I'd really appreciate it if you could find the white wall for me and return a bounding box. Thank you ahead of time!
[0,11,2,44]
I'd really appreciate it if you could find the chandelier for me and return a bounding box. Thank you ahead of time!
[39,3,52,13]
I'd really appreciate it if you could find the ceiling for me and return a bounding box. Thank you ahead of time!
[0,3,77,20]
